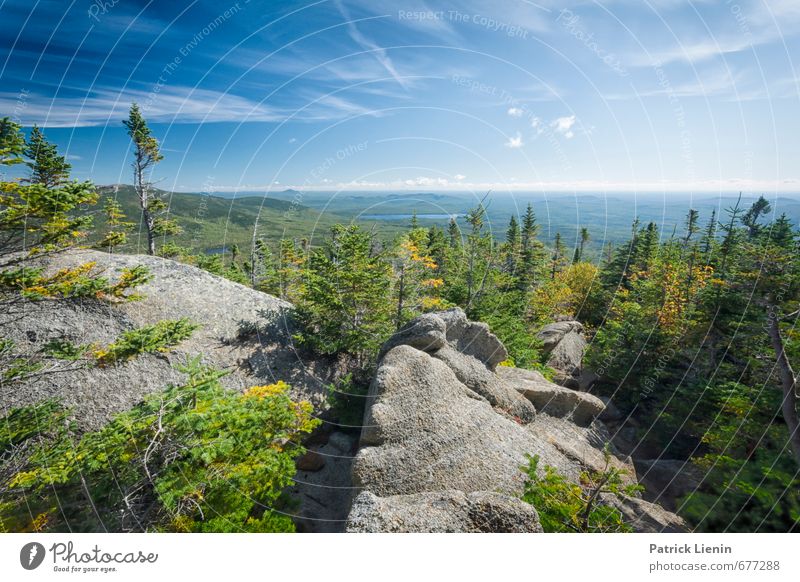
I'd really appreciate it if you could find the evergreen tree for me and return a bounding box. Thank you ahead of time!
[464,200,493,311]
[97,195,134,253]
[505,215,520,273]
[550,232,566,279]
[683,209,699,244]
[24,126,71,188]
[521,203,537,251]
[296,225,392,365]
[741,195,772,238]
[426,225,448,276]
[447,216,461,248]
[518,203,544,290]
[0,117,25,166]
[700,208,717,264]
[123,103,179,255]
[717,195,745,287]
[246,238,280,293]
[573,227,590,263]
[277,238,303,300]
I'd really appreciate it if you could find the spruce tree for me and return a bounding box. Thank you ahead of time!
[123,103,179,255]
[97,195,134,253]
[410,210,419,230]
[518,203,543,290]
[296,225,391,365]
[700,208,717,264]
[447,216,460,248]
[464,201,492,310]
[426,225,448,276]
[684,209,700,244]
[0,117,25,165]
[741,195,771,238]
[550,232,566,279]
[24,126,71,188]
[505,215,520,273]
[573,227,590,263]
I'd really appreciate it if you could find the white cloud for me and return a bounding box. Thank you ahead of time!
[630,37,757,68]
[551,115,576,139]
[288,137,297,143]
[208,177,800,193]
[0,84,381,128]
[505,132,524,148]
[507,107,524,117]
[602,66,760,100]
[0,86,284,127]
[531,116,544,135]
[403,176,452,187]
[454,174,466,180]
[334,0,409,89]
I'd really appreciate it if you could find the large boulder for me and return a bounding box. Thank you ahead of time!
[347,490,542,533]
[537,321,587,388]
[384,308,535,423]
[378,313,447,358]
[537,321,583,351]
[350,311,687,532]
[437,308,508,370]
[605,496,689,533]
[0,250,338,429]
[356,345,547,495]
[432,345,536,423]
[498,366,605,426]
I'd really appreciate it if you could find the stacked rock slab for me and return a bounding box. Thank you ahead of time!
[346,309,687,533]
[537,321,587,389]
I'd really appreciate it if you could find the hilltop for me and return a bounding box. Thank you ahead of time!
[90,185,408,254]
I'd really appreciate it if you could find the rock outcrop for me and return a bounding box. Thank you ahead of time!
[6,251,689,533]
[347,490,542,533]
[537,321,587,389]
[1,250,340,429]
[498,366,604,426]
[347,309,687,533]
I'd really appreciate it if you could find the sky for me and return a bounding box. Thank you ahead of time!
[0,0,798,194]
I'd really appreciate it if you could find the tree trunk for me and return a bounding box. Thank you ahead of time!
[143,208,156,256]
[395,266,405,330]
[766,305,800,465]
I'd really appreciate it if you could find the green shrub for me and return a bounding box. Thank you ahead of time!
[326,373,368,429]
[93,318,199,366]
[0,358,319,532]
[520,449,642,532]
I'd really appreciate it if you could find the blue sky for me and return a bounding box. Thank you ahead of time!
[0,0,798,193]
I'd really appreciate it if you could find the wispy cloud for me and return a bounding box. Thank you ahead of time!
[603,65,776,100]
[0,84,384,127]
[629,36,759,68]
[507,106,524,117]
[0,86,284,127]
[334,0,409,89]
[625,0,800,68]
